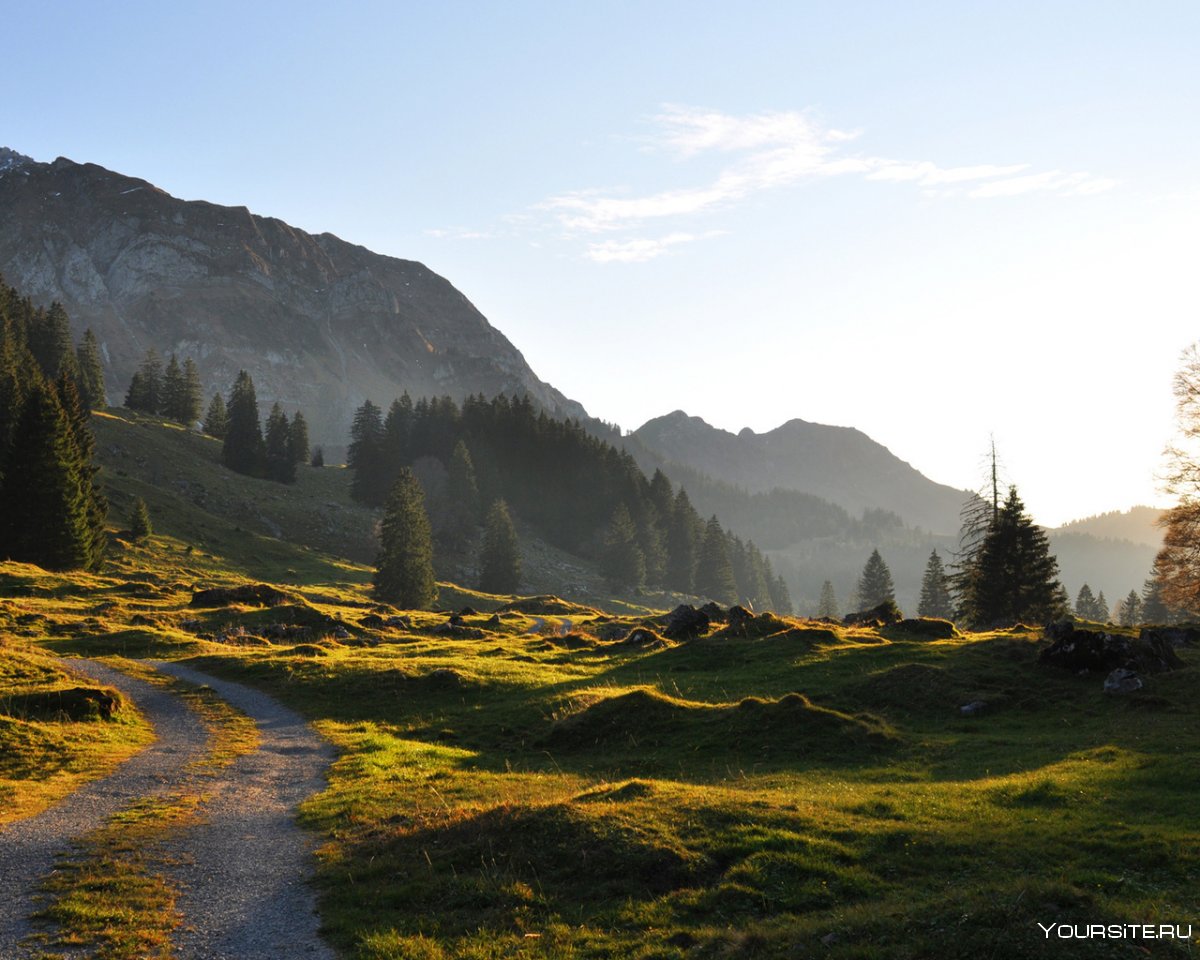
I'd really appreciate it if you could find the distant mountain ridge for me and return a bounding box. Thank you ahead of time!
[0,148,585,441]
[630,410,967,535]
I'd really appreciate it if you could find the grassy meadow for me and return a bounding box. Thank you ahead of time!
[1,413,1197,959]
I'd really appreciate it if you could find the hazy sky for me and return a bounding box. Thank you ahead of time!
[8,1,1200,525]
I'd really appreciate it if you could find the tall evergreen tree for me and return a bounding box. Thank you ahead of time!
[264,402,295,483]
[203,393,229,438]
[917,549,953,619]
[445,440,481,551]
[162,354,185,421]
[75,329,106,410]
[56,375,107,569]
[665,488,700,593]
[27,302,73,380]
[1075,583,1099,620]
[694,516,737,605]
[479,499,521,594]
[222,370,265,477]
[1095,590,1110,622]
[768,573,794,615]
[1117,590,1142,626]
[1141,556,1177,624]
[0,379,96,570]
[348,400,387,506]
[288,411,310,466]
[817,580,839,619]
[601,503,646,592]
[177,358,203,425]
[856,549,896,610]
[959,486,1064,627]
[373,468,437,608]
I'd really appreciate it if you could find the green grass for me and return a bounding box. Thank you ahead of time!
[3,412,1197,958]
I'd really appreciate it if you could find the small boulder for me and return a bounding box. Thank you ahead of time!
[663,604,710,640]
[844,601,904,627]
[358,614,385,628]
[959,700,987,716]
[1104,668,1144,695]
[1139,625,1200,647]
[1040,621,1184,674]
[699,601,727,622]
[459,605,479,616]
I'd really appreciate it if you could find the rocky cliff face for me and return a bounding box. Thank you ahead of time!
[0,149,586,440]
[632,410,967,535]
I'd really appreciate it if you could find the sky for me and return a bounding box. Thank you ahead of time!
[6,1,1200,526]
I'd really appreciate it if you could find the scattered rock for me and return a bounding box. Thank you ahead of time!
[432,623,487,639]
[426,668,462,686]
[1103,668,1144,695]
[385,615,412,629]
[0,686,121,721]
[332,625,352,640]
[262,623,312,642]
[699,601,726,621]
[179,618,202,632]
[1139,625,1200,647]
[884,618,960,640]
[728,605,754,628]
[959,700,987,716]
[614,627,668,650]
[459,606,479,616]
[485,614,502,628]
[663,604,710,640]
[358,614,385,628]
[843,601,904,627]
[1040,621,1184,674]
[448,614,466,626]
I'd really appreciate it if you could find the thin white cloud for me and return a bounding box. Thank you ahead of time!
[531,106,1118,261]
[585,230,723,264]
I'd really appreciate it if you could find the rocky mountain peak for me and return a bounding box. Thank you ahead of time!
[0,148,34,177]
[0,152,587,442]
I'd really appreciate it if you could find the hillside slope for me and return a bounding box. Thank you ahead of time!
[0,149,585,442]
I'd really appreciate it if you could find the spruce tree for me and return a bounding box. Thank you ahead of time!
[1117,590,1142,626]
[28,302,73,380]
[163,354,184,421]
[76,329,106,410]
[0,379,95,570]
[856,549,895,610]
[694,516,737,605]
[373,468,437,608]
[130,349,164,414]
[479,499,521,594]
[56,375,107,569]
[768,573,793,615]
[665,488,700,593]
[1075,584,1099,620]
[601,503,646,592]
[288,411,310,466]
[959,486,1064,627]
[348,400,387,505]
[264,403,295,483]
[176,358,203,425]
[1095,590,1110,622]
[310,446,325,468]
[445,440,481,551]
[203,393,228,438]
[818,580,839,619]
[917,550,954,619]
[130,497,152,541]
[222,371,265,477]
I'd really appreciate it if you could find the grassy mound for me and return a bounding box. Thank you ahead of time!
[882,617,962,641]
[498,595,597,616]
[545,687,895,761]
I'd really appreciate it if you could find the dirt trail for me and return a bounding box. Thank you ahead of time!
[0,660,335,959]
[0,659,208,956]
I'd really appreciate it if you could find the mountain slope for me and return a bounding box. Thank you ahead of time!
[631,411,967,535]
[0,148,585,441]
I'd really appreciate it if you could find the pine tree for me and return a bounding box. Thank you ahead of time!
[222,371,265,477]
[1141,556,1177,624]
[817,580,839,619]
[601,503,646,592]
[163,354,184,421]
[288,411,310,466]
[75,329,106,410]
[694,516,737,605]
[856,549,895,610]
[264,403,295,483]
[917,550,953,619]
[959,486,1064,627]
[348,400,387,506]
[179,358,203,425]
[768,573,793,615]
[310,446,325,468]
[203,393,228,438]
[28,302,73,380]
[1075,584,1099,620]
[130,497,152,541]
[56,375,107,569]
[636,503,668,589]
[373,468,437,608]
[127,349,164,414]
[1095,590,1110,622]
[445,440,481,551]
[1117,590,1142,626]
[479,499,521,594]
[665,488,699,593]
[0,379,96,570]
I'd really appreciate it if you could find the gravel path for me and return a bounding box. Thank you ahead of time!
[0,659,209,957]
[0,659,336,960]
[152,663,336,960]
